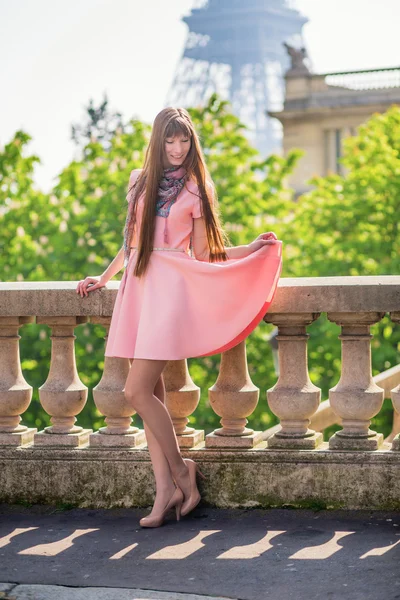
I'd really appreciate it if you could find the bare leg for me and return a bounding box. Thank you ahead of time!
[125,358,191,502]
[143,373,177,515]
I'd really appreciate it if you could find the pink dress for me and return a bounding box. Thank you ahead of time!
[104,170,282,360]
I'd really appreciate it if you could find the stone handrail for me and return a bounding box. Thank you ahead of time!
[1,275,400,509]
[1,275,399,316]
[0,275,400,449]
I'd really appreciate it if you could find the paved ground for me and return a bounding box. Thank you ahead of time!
[1,583,223,599]
[0,504,399,600]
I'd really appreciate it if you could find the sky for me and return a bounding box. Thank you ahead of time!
[1,0,399,192]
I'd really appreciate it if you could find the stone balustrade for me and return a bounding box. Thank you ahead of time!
[0,276,400,510]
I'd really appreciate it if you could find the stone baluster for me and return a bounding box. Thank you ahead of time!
[390,311,400,451]
[164,359,204,448]
[206,340,262,448]
[0,317,37,446]
[264,313,323,449]
[327,312,385,450]
[89,317,145,447]
[34,317,92,447]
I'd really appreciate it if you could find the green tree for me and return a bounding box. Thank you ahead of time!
[285,105,400,278]
[283,105,400,437]
[71,93,127,153]
[0,131,47,281]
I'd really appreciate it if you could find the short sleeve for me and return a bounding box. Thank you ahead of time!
[191,194,203,219]
[126,169,141,202]
[191,180,214,218]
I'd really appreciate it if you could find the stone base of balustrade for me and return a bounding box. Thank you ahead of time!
[205,430,265,449]
[1,445,400,510]
[267,431,323,450]
[391,434,400,451]
[34,429,92,447]
[177,430,205,449]
[89,430,146,448]
[329,432,384,451]
[0,428,37,447]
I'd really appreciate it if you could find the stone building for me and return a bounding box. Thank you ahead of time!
[269,46,400,196]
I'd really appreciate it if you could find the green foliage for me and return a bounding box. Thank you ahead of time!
[283,106,400,435]
[71,92,126,152]
[1,97,398,437]
[285,105,400,277]
[0,130,45,281]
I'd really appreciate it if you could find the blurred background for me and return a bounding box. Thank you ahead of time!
[1,0,399,438]
[1,0,399,191]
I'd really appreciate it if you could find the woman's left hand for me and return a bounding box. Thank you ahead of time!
[248,232,279,253]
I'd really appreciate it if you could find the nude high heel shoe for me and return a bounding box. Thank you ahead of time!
[181,458,206,518]
[139,486,184,528]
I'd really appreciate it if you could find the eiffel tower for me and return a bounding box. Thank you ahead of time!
[166,0,307,156]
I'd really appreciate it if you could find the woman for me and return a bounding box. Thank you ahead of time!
[76,107,282,528]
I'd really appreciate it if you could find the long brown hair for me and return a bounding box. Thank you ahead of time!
[127,107,230,278]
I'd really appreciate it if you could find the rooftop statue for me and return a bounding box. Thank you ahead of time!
[284,42,310,74]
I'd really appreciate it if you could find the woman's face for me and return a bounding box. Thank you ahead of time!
[164,134,191,168]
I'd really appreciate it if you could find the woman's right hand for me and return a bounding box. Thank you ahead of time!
[76,276,107,298]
